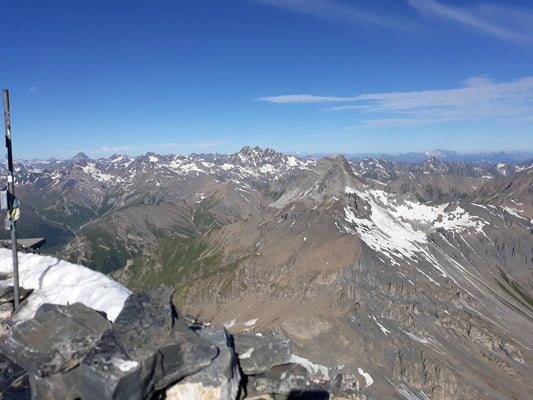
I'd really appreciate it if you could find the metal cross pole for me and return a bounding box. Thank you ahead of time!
[3,89,20,309]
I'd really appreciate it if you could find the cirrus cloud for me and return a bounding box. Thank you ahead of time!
[250,0,412,30]
[258,94,359,103]
[408,0,533,42]
[258,76,533,127]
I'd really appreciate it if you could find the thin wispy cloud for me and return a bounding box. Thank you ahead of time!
[259,76,533,127]
[359,118,451,128]
[338,77,533,118]
[250,0,413,30]
[258,94,358,103]
[408,0,533,42]
[253,0,533,42]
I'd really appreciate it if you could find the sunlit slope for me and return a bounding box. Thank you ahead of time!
[115,156,533,400]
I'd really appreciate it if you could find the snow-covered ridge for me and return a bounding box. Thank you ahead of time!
[342,186,486,267]
[10,147,530,189]
[79,163,124,183]
[13,147,316,187]
[0,249,131,323]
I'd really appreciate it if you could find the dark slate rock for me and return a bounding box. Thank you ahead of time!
[165,327,241,399]
[28,369,82,400]
[233,333,291,375]
[247,364,326,398]
[0,353,30,400]
[0,302,111,377]
[76,284,218,400]
[0,286,33,304]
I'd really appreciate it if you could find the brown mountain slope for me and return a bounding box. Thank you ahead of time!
[114,156,533,400]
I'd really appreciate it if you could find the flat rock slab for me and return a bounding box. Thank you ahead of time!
[233,333,291,375]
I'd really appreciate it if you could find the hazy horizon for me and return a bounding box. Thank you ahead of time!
[13,146,533,164]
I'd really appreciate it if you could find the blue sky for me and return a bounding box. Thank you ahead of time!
[2,0,532,159]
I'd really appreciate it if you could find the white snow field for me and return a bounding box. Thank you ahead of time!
[0,248,131,322]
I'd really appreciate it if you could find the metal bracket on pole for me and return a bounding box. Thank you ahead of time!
[3,89,20,310]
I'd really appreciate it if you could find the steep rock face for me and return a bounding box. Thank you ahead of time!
[472,165,533,219]
[348,155,504,182]
[384,172,480,203]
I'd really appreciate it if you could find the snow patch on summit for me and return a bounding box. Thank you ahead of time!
[81,163,122,183]
[342,187,486,270]
[0,249,131,323]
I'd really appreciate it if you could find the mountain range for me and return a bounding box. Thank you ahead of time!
[2,146,532,400]
[292,149,533,166]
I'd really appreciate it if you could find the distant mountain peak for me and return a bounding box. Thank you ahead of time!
[238,145,276,157]
[318,154,357,179]
[72,152,91,161]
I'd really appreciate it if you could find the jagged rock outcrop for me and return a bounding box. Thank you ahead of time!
[76,285,219,400]
[0,283,366,400]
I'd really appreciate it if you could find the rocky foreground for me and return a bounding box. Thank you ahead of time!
[0,284,369,400]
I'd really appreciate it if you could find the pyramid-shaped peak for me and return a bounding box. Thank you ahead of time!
[72,152,91,161]
[317,154,356,178]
